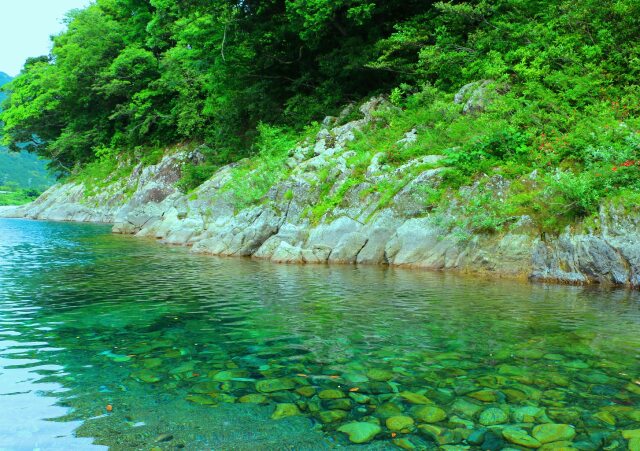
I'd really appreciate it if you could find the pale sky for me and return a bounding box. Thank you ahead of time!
[0,0,93,77]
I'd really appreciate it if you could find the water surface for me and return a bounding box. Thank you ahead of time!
[1,218,639,450]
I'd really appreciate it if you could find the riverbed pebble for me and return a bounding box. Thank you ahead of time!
[337,422,381,443]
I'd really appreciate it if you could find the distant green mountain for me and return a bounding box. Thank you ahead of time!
[0,71,10,104]
[0,72,55,191]
[0,150,55,189]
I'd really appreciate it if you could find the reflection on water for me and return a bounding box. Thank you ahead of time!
[0,218,639,450]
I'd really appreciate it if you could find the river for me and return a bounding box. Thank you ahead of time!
[0,218,639,449]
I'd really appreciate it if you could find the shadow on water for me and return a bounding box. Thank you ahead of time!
[0,218,639,449]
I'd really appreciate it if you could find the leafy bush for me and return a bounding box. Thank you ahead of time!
[444,128,529,175]
[221,124,299,209]
[177,163,218,193]
[544,171,604,219]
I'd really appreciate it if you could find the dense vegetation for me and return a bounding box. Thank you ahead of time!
[2,0,640,227]
[1,0,430,171]
[0,72,53,205]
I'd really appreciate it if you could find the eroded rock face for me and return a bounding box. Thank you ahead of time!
[1,150,198,229]
[3,98,640,288]
[531,205,640,286]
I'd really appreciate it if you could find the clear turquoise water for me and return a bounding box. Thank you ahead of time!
[0,218,639,450]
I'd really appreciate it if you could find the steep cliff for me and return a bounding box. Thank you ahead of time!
[2,97,639,288]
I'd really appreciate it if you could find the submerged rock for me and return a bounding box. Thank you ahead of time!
[191,381,221,393]
[417,424,457,445]
[170,361,196,374]
[563,360,589,369]
[375,402,404,418]
[538,441,577,450]
[349,392,371,404]
[337,422,381,444]
[324,398,352,410]
[271,403,301,419]
[132,370,161,383]
[450,398,483,418]
[479,407,508,426]
[481,431,506,450]
[467,428,487,445]
[392,437,418,449]
[367,368,394,381]
[295,386,316,397]
[592,411,616,426]
[412,405,447,423]
[211,369,249,381]
[547,408,580,424]
[622,430,640,440]
[502,427,542,448]
[400,391,433,405]
[238,394,268,403]
[386,415,415,432]
[318,389,345,399]
[626,383,640,396]
[512,406,546,423]
[186,394,216,405]
[316,409,348,423]
[532,424,576,444]
[143,358,163,369]
[468,389,500,403]
[449,415,474,429]
[255,378,295,393]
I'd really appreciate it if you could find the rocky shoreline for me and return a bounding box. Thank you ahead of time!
[2,97,640,289]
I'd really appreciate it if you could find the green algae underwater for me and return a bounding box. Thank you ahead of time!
[0,218,639,450]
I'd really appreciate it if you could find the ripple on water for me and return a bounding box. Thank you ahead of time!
[0,218,640,449]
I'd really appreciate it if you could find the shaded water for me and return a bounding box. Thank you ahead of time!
[0,218,639,450]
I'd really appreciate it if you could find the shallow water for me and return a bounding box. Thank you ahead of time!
[0,218,639,450]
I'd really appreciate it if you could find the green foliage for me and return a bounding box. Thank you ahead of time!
[444,128,529,175]
[69,149,133,198]
[542,171,603,226]
[308,176,363,224]
[0,72,56,191]
[460,189,514,234]
[0,185,42,206]
[1,0,640,231]
[221,124,299,209]
[177,163,218,194]
[1,0,435,175]
[138,147,165,167]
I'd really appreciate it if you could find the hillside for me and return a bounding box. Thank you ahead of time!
[0,149,55,189]
[3,94,640,288]
[0,71,55,204]
[1,1,639,216]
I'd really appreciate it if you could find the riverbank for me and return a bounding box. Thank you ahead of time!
[2,96,639,289]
